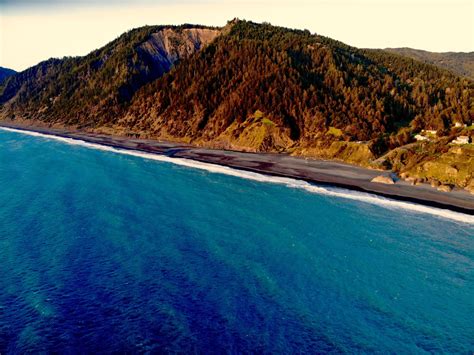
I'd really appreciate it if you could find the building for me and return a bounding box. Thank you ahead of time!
[451,136,471,145]
[415,134,429,141]
[414,129,437,141]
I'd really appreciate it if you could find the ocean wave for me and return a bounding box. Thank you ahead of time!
[2,126,473,225]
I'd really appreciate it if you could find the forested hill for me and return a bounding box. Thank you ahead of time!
[125,21,472,144]
[1,20,473,190]
[0,24,220,127]
[385,48,474,80]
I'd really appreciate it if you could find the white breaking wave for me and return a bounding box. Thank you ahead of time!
[2,126,473,225]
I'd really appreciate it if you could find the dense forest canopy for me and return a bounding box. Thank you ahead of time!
[0,20,473,188]
[123,20,472,145]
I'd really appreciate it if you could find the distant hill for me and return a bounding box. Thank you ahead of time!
[385,48,474,79]
[1,20,473,189]
[0,67,16,83]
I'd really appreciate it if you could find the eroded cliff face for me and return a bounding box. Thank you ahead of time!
[138,28,220,72]
[117,27,221,102]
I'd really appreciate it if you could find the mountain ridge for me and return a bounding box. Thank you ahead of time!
[385,47,474,79]
[1,20,472,190]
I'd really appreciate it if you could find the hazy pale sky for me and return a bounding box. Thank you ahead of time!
[1,0,473,71]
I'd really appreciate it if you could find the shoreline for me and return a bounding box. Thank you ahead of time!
[1,122,473,215]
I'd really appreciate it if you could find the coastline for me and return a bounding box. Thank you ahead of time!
[1,122,473,215]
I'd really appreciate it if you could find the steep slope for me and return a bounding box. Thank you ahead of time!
[0,67,16,84]
[385,48,474,80]
[1,20,473,189]
[122,21,472,146]
[0,25,219,127]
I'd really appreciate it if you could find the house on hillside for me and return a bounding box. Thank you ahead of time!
[414,129,437,142]
[414,134,429,141]
[451,136,471,145]
[454,122,467,128]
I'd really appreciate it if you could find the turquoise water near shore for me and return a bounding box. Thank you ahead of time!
[0,128,473,352]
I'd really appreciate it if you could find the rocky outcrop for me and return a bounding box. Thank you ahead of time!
[389,144,473,190]
[371,175,395,184]
[437,184,453,192]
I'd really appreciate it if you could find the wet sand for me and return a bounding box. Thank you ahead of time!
[1,122,473,215]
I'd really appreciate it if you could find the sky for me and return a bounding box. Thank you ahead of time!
[1,0,473,71]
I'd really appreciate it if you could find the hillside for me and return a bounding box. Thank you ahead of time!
[385,48,474,79]
[1,20,473,190]
[0,67,16,84]
[0,24,219,127]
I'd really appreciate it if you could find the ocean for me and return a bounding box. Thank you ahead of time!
[0,127,473,353]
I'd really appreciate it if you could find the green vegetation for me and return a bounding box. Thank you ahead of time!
[262,118,275,126]
[253,110,275,126]
[254,110,264,119]
[381,142,473,188]
[327,127,343,137]
[0,20,472,188]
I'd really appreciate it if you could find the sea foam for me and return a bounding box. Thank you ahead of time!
[1,126,473,225]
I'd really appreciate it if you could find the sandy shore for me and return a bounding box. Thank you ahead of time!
[1,122,473,215]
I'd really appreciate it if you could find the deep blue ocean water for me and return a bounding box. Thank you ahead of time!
[0,128,473,353]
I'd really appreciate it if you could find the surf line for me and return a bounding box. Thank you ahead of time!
[2,126,473,225]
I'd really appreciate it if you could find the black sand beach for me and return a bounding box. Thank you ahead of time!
[1,122,473,215]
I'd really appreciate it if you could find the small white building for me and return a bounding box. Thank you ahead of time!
[454,122,467,128]
[415,134,429,141]
[414,129,437,142]
[451,136,471,145]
